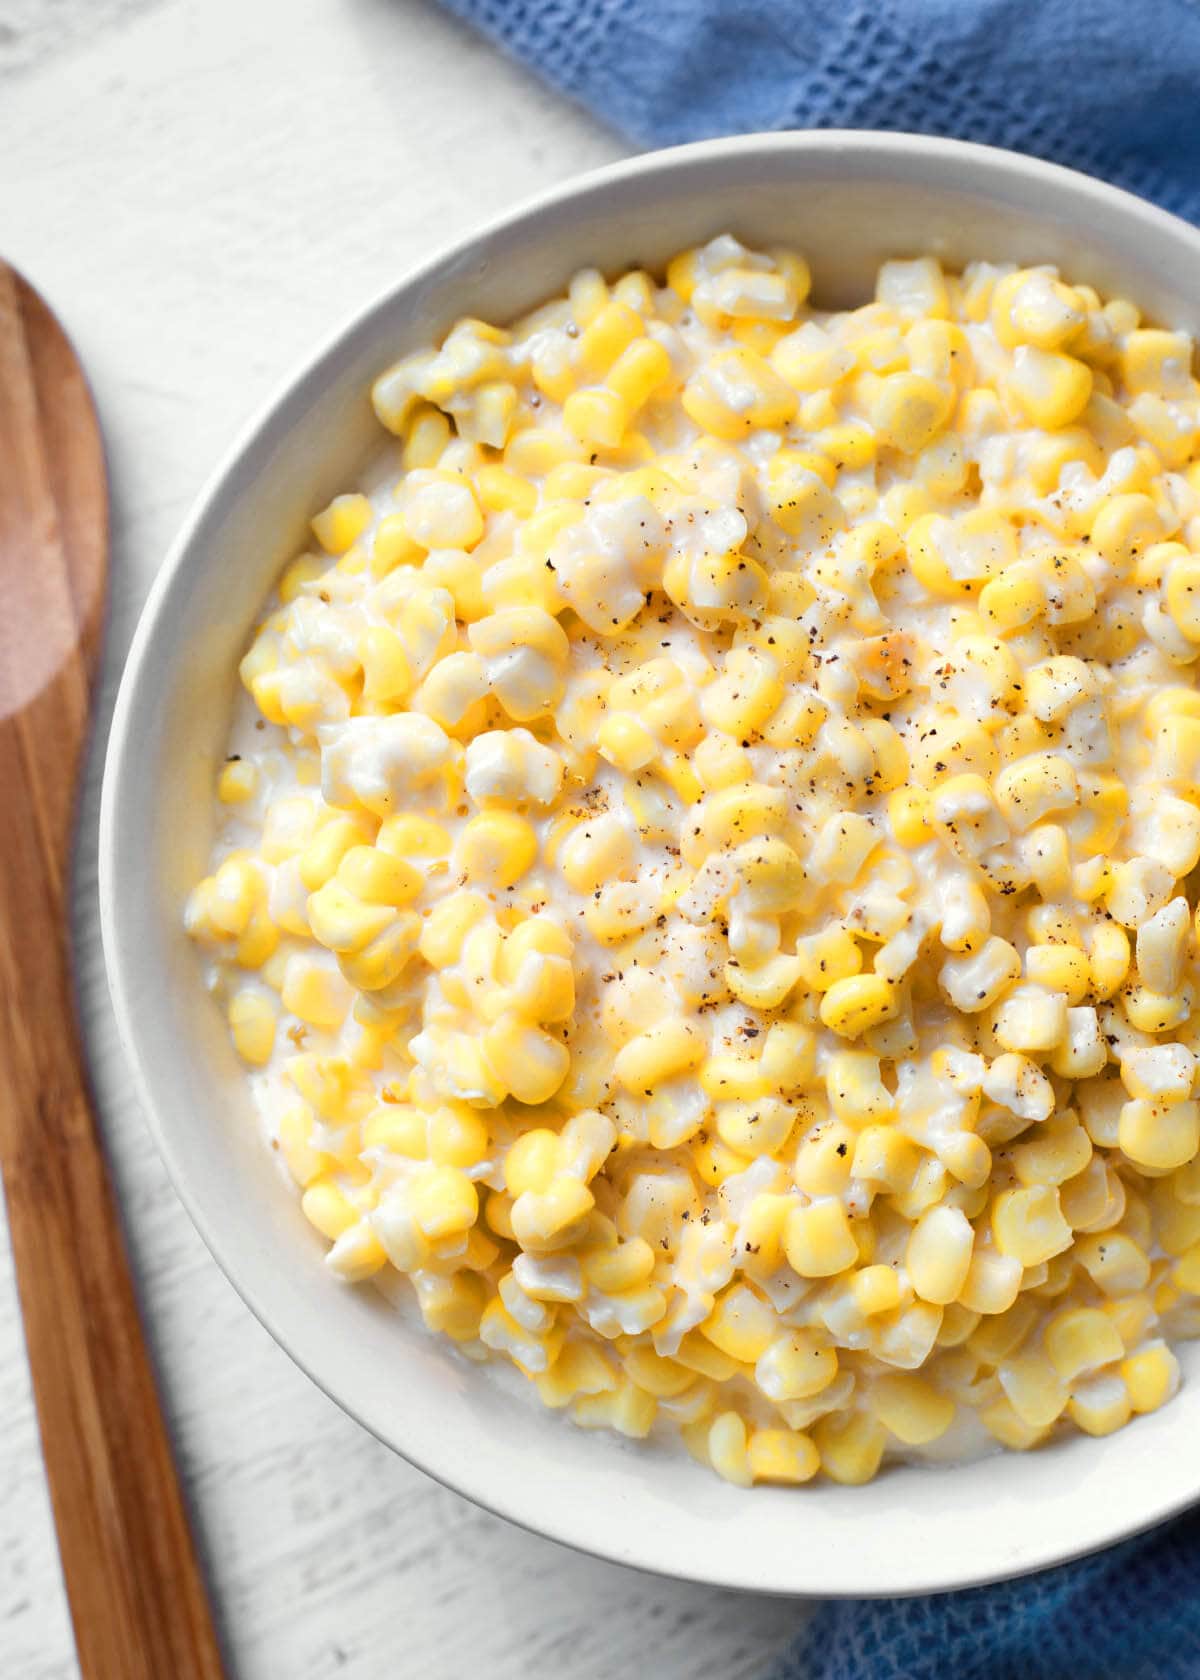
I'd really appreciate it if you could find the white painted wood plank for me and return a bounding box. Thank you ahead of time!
[0,4,813,1673]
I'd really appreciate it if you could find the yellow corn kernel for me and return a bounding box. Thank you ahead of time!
[682,348,797,439]
[456,811,538,889]
[701,1284,778,1363]
[311,492,371,555]
[867,372,954,454]
[1119,1099,1200,1172]
[335,845,421,907]
[301,1177,359,1242]
[991,1185,1073,1266]
[906,1205,974,1305]
[1004,346,1092,429]
[872,1374,955,1445]
[482,1015,570,1106]
[606,336,672,413]
[1121,1342,1180,1413]
[299,815,373,892]
[511,1175,596,1252]
[408,1164,479,1239]
[747,1429,820,1485]
[819,974,898,1039]
[813,1410,887,1486]
[612,1019,705,1093]
[228,989,277,1066]
[785,1200,859,1278]
[217,759,258,805]
[1068,1374,1134,1438]
[563,383,629,449]
[999,1349,1068,1430]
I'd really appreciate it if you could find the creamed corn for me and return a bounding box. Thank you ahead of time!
[187,237,1200,1487]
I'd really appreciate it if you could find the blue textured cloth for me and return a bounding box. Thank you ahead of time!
[439,0,1200,1672]
[443,0,1200,219]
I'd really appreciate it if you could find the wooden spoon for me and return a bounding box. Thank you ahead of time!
[0,263,227,1680]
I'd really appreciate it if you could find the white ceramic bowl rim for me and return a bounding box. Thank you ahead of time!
[100,131,1200,1598]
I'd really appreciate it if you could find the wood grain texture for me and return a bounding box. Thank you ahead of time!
[0,4,813,1675]
[0,264,227,1680]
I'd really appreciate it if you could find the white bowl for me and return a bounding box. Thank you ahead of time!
[101,131,1200,1597]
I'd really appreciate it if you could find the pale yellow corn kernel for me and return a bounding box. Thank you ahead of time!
[793,1124,855,1197]
[958,1248,1022,1316]
[301,1177,359,1242]
[370,512,423,576]
[850,1126,920,1193]
[1004,346,1092,429]
[217,759,258,804]
[1091,492,1162,569]
[993,984,1068,1054]
[596,711,658,772]
[1166,558,1200,642]
[280,957,350,1030]
[456,811,537,889]
[715,1097,795,1158]
[311,492,371,555]
[979,559,1046,629]
[402,404,452,470]
[612,1019,705,1093]
[408,1164,478,1239]
[1089,922,1131,999]
[418,1271,488,1342]
[1121,328,1194,395]
[817,972,896,1039]
[416,893,486,972]
[1119,1098,1200,1172]
[872,1374,955,1446]
[482,1015,570,1106]
[1075,1230,1150,1296]
[334,845,421,908]
[276,1103,324,1188]
[1044,1306,1124,1382]
[425,1106,489,1169]
[299,815,373,892]
[813,1410,887,1486]
[991,1185,1073,1266]
[606,336,673,412]
[362,1103,427,1157]
[472,464,536,519]
[1024,943,1090,1004]
[228,989,277,1066]
[562,387,628,449]
[512,1176,596,1253]
[277,552,326,604]
[907,1205,974,1305]
[826,1051,894,1123]
[505,1128,564,1197]
[701,1284,778,1363]
[847,1265,902,1318]
[582,1237,655,1294]
[306,880,393,955]
[867,371,954,453]
[785,1200,859,1278]
[747,1428,820,1485]
[1121,1342,1180,1413]
[704,1411,752,1487]
[726,952,804,1011]
[1068,1374,1134,1438]
[999,1349,1068,1429]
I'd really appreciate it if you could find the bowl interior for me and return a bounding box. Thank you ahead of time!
[102,134,1200,1596]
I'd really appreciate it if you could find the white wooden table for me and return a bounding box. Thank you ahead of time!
[0,4,812,1673]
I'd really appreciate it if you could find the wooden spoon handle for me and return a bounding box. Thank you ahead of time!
[0,262,228,1680]
[1,1053,229,1680]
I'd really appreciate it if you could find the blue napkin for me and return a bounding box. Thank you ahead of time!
[438,0,1200,1670]
[444,0,1200,219]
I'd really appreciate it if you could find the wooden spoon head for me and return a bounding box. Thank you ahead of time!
[0,262,108,730]
[0,263,108,898]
